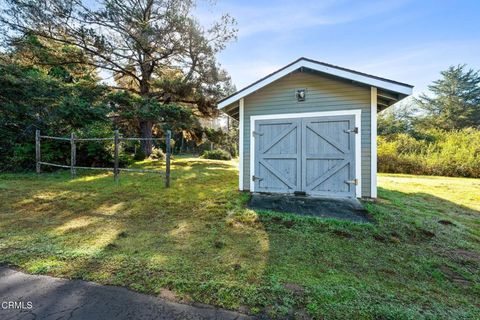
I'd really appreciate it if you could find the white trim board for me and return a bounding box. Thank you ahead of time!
[238,99,244,190]
[370,87,378,198]
[218,58,413,109]
[249,110,362,198]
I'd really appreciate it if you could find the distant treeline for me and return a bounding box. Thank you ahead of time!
[377,65,480,178]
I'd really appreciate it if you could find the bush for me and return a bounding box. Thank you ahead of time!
[201,149,232,160]
[149,147,165,160]
[133,148,147,161]
[378,128,480,178]
[203,127,238,158]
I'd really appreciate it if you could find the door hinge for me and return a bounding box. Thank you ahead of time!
[345,178,358,185]
[344,127,358,134]
[252,131,264,137]
[252,175,263,181]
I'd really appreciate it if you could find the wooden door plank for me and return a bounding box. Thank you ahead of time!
[305,124,348,154]
[305,159,349,191]
[258,159,297,189]
[261,123,297,154]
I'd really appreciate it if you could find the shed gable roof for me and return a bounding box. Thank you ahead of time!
[218,57,413,109]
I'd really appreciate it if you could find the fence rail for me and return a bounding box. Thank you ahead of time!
[35,129,171,187]
[39,136,165,141]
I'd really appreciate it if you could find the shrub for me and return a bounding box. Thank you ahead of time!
[10,143,40,171]
[203,127,238,158]
[133,148,147,161]
[201,149,232,160]
[149,147,165,160]
[79,140,113,167]
[378,128,480,178]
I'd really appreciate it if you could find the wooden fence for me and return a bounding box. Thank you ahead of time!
[35,129,171,187]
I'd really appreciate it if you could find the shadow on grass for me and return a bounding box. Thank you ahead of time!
[372,187,480,238]
[0,167,479,318]
[0,159,269,306]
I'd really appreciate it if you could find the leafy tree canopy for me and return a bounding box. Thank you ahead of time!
[0,53,109,170]
[378,102,416,136]
[11,33,99,83]
[107,90,203,141]
[1,0,238,154]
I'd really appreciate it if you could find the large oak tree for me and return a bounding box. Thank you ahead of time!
[1,0,237,154]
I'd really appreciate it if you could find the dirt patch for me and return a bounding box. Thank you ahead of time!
[452,249,480,262]
[284,283,305,296]
[373,234,387,242]
[268,216,296,228]
[417,228,435,239]
[379,268,396,275]
[283,220,295,228]
[375,198,391,205]
[292,309,311,320]
[158,288,178,301]
[439,265,471,286]
[237,305,250,314]
[438,220,456,226]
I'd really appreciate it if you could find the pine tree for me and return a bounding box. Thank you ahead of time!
[416,65,480,130]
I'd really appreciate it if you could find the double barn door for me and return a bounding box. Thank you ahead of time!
[253,115,357,197]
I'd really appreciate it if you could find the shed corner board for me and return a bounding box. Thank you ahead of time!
[238,98,244,190]
[370,87,378,198]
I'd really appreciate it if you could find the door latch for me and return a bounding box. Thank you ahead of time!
[345,178,358,185]
[252,175,263,181]
[252,131,264,137]
[344,127,358,134]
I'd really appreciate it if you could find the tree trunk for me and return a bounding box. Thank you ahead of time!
[140,120,153,156]
[139,73,153,156]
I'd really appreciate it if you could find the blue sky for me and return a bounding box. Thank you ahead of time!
[198,0,480,96]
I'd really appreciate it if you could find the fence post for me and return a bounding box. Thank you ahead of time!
[70,132,76,179]
[114,130,119,182]
[35,130,41,174]
[165,130,171,188]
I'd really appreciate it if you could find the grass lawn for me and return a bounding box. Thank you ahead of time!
[0,157,479,319]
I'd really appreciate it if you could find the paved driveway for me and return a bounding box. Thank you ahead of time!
[0,267,250,320]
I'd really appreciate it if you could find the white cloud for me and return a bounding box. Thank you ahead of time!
[349,40,480,95]
[197,0,411,37]
[207,1,480,97]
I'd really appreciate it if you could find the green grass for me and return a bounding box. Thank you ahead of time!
[0,157,479,319]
